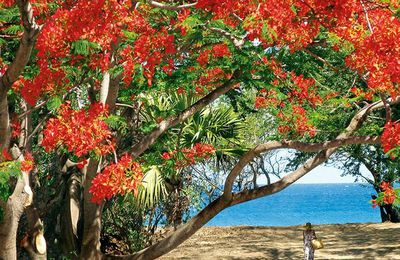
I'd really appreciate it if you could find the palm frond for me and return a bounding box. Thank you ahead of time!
[135,166,167,209]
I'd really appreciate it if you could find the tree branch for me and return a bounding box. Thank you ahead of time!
[380,93,392,122]
[0,0,42,94]
[131,70,240,158]
[223,95,400,199]
[107,195,230,260]
[230,151,329,206]
[227,97,400,203]
[0,0,42,150]
[208,27,245,48]
[303,49,339,72]
[148,1,197,11]
[222,136,380,198]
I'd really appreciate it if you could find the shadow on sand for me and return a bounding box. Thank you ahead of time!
[161,223,400,259]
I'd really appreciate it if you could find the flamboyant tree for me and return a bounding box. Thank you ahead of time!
[0,0,400,259]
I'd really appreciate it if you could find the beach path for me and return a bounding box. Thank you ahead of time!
[160,223,400,259]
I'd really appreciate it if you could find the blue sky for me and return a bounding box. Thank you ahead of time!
[295,165,370,183]
[258,165,372,184]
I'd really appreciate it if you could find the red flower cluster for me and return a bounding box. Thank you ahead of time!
[372,181,399,208]
[21,64,68,106]
[13,0,176,103]
[276,106,317,137]
[89,154,143,204]
[129,25,175,86]
[21,153,35,172]
[197,43,231,67]
[196,0,254,28]
[197,50,212,67]
[196,67,230,94]
[380,181,397,205]
[10,117,21,138]
[162,143,216,169]
[254,61,319,137]
[117,9,176,86]
[0,0,14,7]
[340,9,400,97]
[41,103,114,158]
[381,121,400,159]
[1,148,12,161]
[255,96,268,110]
[212,43,231,58]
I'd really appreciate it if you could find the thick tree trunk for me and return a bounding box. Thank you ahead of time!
[0,147,35,259]
[0,178,30,259]
[80,159,104,260]
[60,174,82,257]
[0,198,25,259]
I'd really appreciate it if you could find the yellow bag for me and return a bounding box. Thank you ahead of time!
[311,238,324,250]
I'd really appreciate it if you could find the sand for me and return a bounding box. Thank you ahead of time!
[160,222,400,259]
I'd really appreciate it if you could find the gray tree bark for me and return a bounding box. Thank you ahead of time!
[80,159,104,260]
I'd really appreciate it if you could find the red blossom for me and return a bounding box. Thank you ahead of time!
[162,152,171,160]
[89,154,143,203]
[21,153,35,172]
[255,96,267,109]
[2,148,12,161]
[10,117,21,138]
[41,103,114,158]
[380,181,391,192]
[162,143,216,169]
[371,199,377,208]
[176,87,185,95]
[197,50,211,67]
[212,43,231,58]
[373,181,399,207]
[381,121,400,159]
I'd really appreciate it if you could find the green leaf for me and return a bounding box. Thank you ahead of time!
[135,166,167,209]
[105,115,129,134]
[47,96,62,112]
[3,24,22,35]
[0,161,21,185]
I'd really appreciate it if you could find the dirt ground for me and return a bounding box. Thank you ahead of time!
[160,222,400,259]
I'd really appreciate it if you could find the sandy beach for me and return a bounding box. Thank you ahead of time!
[160,222,400,259]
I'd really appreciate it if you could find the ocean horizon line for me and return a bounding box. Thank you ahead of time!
[206,221,381,228]
[206,183,380,226]
[292,182,360,184]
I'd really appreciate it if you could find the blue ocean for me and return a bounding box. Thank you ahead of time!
[207,183,381,226]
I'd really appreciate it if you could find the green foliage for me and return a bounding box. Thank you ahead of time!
[71,40,101,56]
[105,115,129,135]
[136,166,167,209]
[181,106,245,147]
[2,24,22,35]
[46,96,63,112]
[0,161,21,217]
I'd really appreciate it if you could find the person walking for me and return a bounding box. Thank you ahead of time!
[303,222,317,260]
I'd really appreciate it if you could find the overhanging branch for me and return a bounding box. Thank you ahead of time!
[222,136,380,197]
